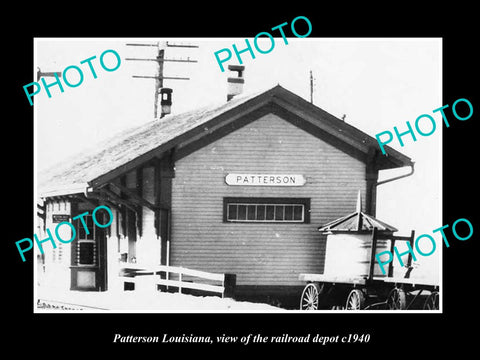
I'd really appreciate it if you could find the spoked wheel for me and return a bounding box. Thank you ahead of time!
[300,282,322,310]
[345,289,366,310]
[423,291,439,310]
[387,287,407,310]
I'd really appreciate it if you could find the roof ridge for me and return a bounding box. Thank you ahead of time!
[38,84,412,198]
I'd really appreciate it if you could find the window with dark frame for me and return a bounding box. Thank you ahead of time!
[224,197,310,223]
[75,214,97,266]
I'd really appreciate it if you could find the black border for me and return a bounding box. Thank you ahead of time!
[6,5,480,356]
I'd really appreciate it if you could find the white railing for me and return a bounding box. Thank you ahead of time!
[119,264,236,298]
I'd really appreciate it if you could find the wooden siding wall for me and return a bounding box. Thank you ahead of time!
[171,113,367,286]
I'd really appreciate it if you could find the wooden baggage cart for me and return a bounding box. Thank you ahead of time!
[299,227,439,310]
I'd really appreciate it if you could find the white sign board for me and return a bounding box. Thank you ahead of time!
[225,174,306,186]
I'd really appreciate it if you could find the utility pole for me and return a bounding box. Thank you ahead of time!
[126,41,198,118]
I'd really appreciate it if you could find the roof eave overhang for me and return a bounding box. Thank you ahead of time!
[267,88,413,170]
[88,94,274,189]
[39,184,88,199]
[87,85,413,188]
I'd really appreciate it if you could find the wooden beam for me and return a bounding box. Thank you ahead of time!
[71,194,99,208]
[136,168,143,237]
[366,147,379,217]
[109,181,168,211]
[136,168,143,195]
[119,176,127,236]
[405,230,416,279]
[98,187,138,212]
[84,192,122,213]
[368,228,378,281]
[102,199,122,214]
[154,158,161,238]
[388,236,395,278]
[157,154,173,266]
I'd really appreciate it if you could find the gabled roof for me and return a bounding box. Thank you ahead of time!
[38,85,413,198]
[38,88,265,197]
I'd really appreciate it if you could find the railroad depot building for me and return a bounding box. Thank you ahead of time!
[37,84,412,303]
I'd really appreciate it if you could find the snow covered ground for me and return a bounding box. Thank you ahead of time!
[36,286,284,312]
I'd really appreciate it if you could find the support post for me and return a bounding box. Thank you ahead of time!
[368,228,378,281]
[388,238,395,278]
[405,230,415,279]
[365,147,379,217]
[154,151,174,266]
[223,273,236,299]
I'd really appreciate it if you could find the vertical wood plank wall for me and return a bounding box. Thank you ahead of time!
[170,113,367,286]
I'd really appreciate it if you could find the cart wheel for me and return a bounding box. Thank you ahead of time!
[387,288,407,310]
[423,291,439,310]
[300,282,321,310]
[345,289,365,310]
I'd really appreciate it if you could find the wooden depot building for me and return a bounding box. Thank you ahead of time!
[37,78,413,305]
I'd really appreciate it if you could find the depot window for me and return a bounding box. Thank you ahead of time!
[223,197,310,223]
[74,214,97,266]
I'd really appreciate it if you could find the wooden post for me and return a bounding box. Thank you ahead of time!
[135,167,143,237]
[223,273,237,299]
[405,230,415,279]
[368,228,378,281]
[365,147,379,217]
[388,238,395,278]
[178,272,182,294]
[158,152,174,267]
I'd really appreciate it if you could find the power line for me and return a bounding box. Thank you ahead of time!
[126,41,198,118]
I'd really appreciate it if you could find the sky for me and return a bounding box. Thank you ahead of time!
[34,37,442,280]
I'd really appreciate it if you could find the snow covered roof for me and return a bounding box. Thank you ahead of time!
[38,87,267,197]
[38,85,413,198]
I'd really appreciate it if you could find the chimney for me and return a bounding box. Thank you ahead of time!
[160,88,173,118]
[227,65,245,101]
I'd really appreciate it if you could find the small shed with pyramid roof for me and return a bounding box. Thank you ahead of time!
[319,192,398,279]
